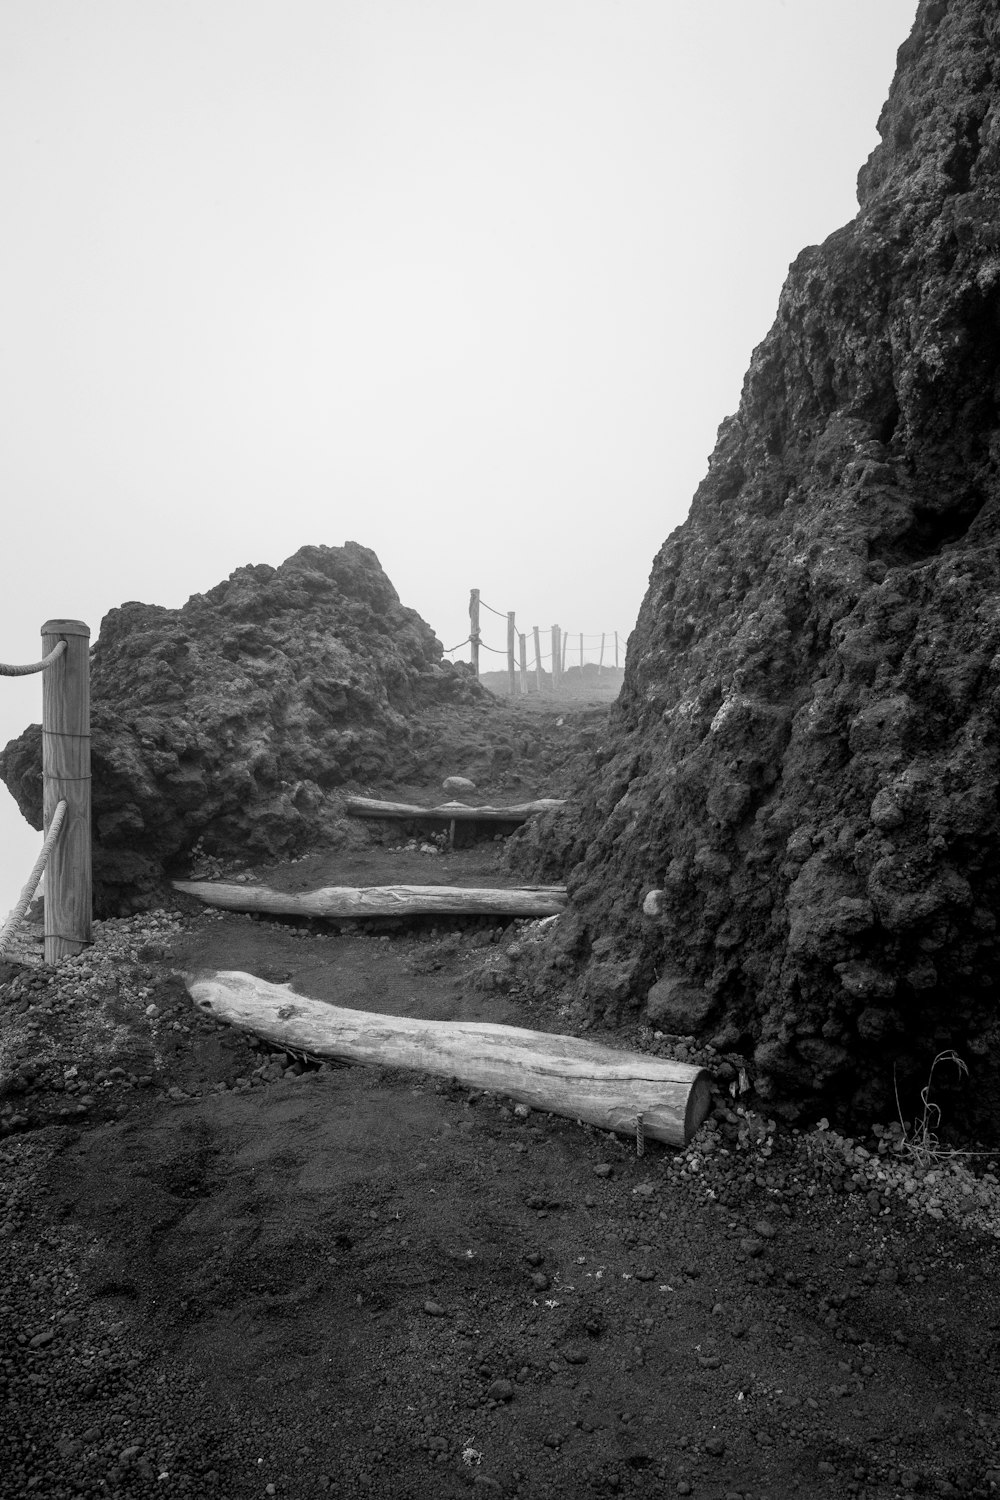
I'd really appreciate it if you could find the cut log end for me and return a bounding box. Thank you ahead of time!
[684,1072,713,1144]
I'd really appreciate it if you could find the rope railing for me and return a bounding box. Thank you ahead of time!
[0,620,92,964]
[0,799,67,961]
[0,639,67,676]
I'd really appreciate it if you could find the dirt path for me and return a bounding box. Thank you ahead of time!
[2,755,1000,1497]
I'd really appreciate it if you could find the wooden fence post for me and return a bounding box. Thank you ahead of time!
[551,626,560,693]
[518,632,527,695]
[507,611,517,697]
[41,619,91,963]
[469,590,481,677]
[599,631,606,676]
[561,629,568,675]
[533,625,542,694]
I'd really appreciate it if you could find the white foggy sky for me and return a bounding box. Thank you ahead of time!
[1,0,917,916]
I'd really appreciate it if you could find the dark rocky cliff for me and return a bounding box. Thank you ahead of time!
[1,543,487,912]
[515,0,1000,1133]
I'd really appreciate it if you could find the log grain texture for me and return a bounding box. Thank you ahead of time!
[345,796,565,823]
[186,969,713,1147]
[173,880,568,918]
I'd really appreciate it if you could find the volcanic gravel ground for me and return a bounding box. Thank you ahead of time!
[2,852,1000,1499]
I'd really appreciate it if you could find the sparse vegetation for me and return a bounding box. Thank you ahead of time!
[894,1049,970,1166]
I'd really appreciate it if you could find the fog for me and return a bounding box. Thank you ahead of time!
[0,0,917,917]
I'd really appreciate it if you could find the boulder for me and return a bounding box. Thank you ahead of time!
[645,975,716,1035]
[516,0,1000,1136]
[1,543,490,912]
[443,776,477,794]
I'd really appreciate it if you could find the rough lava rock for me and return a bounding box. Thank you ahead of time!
[516,0,1000,1135]
[1,543,489,913]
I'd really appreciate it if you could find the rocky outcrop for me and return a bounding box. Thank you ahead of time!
[515,0,1000,1134]
[1,543,489,912]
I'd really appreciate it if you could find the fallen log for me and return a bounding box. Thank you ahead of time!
[186,969,713,1148]
[172,880,568,918]
[345,796,565,822]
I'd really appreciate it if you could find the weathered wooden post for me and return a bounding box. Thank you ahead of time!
[518,632,527,695]
[551,626,561,693]
[41,619,91,963]
[469,589,481,677]
[561,629,568,676]
[599,631,606,676]
[507,612,517,697]
[533,625,542,694]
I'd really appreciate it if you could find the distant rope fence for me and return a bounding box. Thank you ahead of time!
[442,589,627,696]
[0,621,92,966]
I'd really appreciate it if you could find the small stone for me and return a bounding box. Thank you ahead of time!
[487,1379,513,1401]
[592,1163,613,1178]
[561,1345,589,1365]
[530,1272,550,1292]
[422,1300,445,1317]
[703,1435,725,1457]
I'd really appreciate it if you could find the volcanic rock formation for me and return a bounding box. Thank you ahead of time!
[517,0,1000,1133]
[1,543,487,912]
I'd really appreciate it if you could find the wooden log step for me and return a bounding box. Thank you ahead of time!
[173,880,568,918]
[345,796,565,823]
[186,968,713,1148]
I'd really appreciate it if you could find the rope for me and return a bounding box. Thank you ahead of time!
[0,640,67,677]
[442,636,471,653]
[0,800,68,960]
[478,599,509,619]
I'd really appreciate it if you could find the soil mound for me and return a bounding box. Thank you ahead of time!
[0,543,490,913]
[513,0,1000,1136]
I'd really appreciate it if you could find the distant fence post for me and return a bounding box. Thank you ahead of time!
[533,625,542,694]
[518,632,527,695]
[469,589,481,678]
[507,612,517,697]
[41,619,91,964]
[615,630,619,669]
[561,630,568,676]
[551,625,561,693]
[599,631,606,675]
